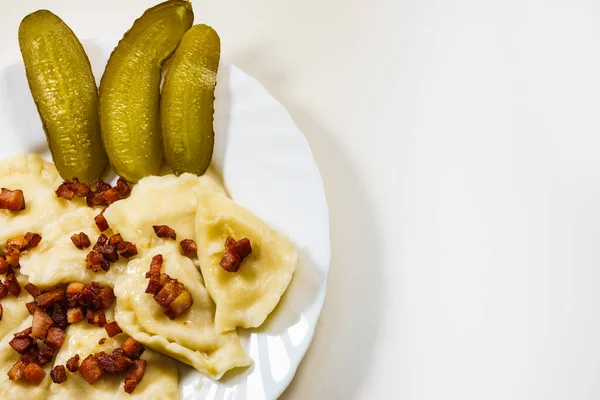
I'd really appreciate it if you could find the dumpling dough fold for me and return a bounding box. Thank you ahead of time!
[114,242,251,379]
[195,192,298,333]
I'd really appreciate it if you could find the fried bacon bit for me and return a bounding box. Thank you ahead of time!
[0,257,9,275]
[96,350,133,373]
[71,232,91,249]
[51,304,69,330]
[86,310,107,327]
[153,225,176,240]
[5,245,20,267]
[37,348,55,366]
[143,254,193,319]
[86,250,109,272]
[0,188,25,211]
[55,178,91,200]
[79,355,103,384]
[94,210,109,232]
[50,365,67,384]
[66,354,80,372]
[4,272,21,296]
[180,239,197,258]
[66,307,84,323]
[124,359,147,394]
[23,363,46,385]
[220,237,252,272]
[14,327,32,338]
[94,287,115,310]
[24,283,42,297]
[7,359,26,380]
[104,321,122,338]
[44,326,66,350]
[116,241,138,258]
[10,232,43,251]
[35,288,65,309]
[86,178,131,207]
[109,234,123,247]
[144,255,163,295]
[66,282,84,297]
[98,338,106,345]
[155,278,194,320]
[95,244,118,263]
[32,308,54,339]
[9,334,33,353]
[121,337,145,359]
[0,282,7,299]
[26,302,36,315]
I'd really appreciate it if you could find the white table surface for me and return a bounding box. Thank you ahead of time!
[3,1,600,399]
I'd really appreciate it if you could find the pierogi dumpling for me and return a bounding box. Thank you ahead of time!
[114,241,250,379]
[195,192,298,333]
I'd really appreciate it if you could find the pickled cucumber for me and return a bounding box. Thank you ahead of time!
[161,25,220,176]
[99,0,194,182]
[18,10,107,183]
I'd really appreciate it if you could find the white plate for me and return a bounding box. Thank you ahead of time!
[0,38,330,400]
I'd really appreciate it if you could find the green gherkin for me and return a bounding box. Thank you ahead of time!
[19,10,107,183]
[161,24,220,176]
[99,0,194,183]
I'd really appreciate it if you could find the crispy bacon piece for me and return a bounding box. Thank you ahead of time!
[86,250,109,272]
[66,282,85,297]
[153,225,176,240]
[98,338,106,345]
[116,241,138,258]
[50,303,69,330]
[94,211,109,232]
[9,334,33,353]
[24,283,42,297]
[86,310,107,327]
[93,287,115,310]
[66,354,80,372]
[144,254,193,319]
[180,239,197,258]
[23,363,46,385]
[96,244,118,263]
[26,301,36,315]
[37,348,55,366]
[55,178,91,200]
[95,234,108,247]
[7,359,26,381]
[35,288,65,309]
[0,282,8,299]
[44,326,66,350]
[66,307,84,323]
[145,255,163,295]
[96,350,133,373]
[32,308,54,339]
[71,232,91,249]
[86,178,131,207]
[109,234,123,247]
[5,272,21,296]
[79,355,103,384]
[0,257,8,275]
[154,278,194,320]
[104,321,122,338]
[14,327,32,338]
[50,365,67,384]
[220,237,252,272]
[5,245,20,267]
[115,178,131,197]
[8,232,43,251]
[0,188,25,211]
[121,337,145,359]
[124,359,147,394]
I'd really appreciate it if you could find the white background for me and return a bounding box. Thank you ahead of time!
[2,1,600,399]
